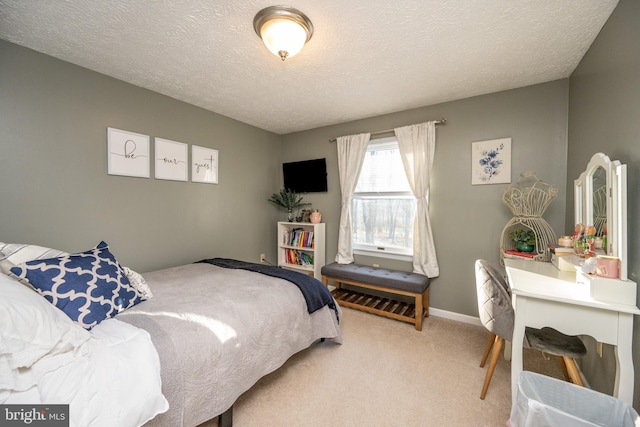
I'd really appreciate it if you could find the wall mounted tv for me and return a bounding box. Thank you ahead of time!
[282,158,328,193]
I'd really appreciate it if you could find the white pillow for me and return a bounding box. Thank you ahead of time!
[42,319,169,426]
[0,242,69,275]
[123,267,153,299]
[0,273,90,392]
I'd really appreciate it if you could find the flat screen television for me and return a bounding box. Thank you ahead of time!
[282,158,328,193]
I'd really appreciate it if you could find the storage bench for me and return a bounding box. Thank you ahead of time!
[321,262,430,331]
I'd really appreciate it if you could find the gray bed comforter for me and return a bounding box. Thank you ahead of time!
[118,262,342,427]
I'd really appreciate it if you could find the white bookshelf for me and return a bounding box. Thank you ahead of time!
[277,222,325,280]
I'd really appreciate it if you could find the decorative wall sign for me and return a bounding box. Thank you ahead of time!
[191,145,218,184]
[471,137,511,185]
[107,127,150,178]
[155,138,188,181]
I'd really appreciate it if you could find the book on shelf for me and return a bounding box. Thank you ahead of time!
[299,252,313,265]
[284,248,314,266]
[282,228,314,248]
[503,249,536,259]
[546,243,574,256]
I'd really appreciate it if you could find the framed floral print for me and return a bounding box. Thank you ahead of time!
[471,138,511,185]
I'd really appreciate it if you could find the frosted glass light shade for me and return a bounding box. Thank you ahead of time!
[254,6,313,61]
[260,18,307,60]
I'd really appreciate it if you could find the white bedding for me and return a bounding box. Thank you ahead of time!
[2,318,169,427]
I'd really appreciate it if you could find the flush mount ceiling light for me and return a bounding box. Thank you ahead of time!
[253,6,313,61]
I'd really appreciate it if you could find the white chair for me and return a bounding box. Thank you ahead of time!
[475,259,587,399]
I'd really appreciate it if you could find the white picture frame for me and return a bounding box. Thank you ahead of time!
[191,145,218,184]
[107,127,150,178]
[471,138,511,185]
[155,138,188,181]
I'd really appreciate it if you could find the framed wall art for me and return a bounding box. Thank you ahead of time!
[471,137,511,185]
[107,127,150,178]
[191,145,218,184]
[155,138,188,181]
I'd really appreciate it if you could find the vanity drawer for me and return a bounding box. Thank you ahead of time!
[576,271,637,305]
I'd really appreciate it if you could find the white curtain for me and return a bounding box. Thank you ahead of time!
[335,133,370,264]
[394,122,439,277]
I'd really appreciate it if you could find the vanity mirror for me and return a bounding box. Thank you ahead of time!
[592,166,607,237]
[574,152,628,280]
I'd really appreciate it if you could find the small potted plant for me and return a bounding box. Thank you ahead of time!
[509,228,536,252]
[268,188,311,221]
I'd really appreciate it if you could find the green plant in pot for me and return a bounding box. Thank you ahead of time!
[509,228,536,252]
[268,188,311,221]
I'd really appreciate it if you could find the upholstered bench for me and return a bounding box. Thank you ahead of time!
[321,263,430,331]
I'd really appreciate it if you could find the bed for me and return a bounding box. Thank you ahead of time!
[0,241,342,427]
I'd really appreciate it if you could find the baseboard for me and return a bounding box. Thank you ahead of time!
[430,307,482,327]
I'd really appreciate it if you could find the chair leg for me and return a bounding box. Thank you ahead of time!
[480,333,496,368]
[480,335,504,399]
[563,356,584,386]
[557,356,571,382]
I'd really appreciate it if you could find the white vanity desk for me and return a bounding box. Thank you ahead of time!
[505,257,640,405]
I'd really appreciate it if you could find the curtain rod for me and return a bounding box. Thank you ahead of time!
[328,118,446,143]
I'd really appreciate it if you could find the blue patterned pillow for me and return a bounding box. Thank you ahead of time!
[10,241,145,329]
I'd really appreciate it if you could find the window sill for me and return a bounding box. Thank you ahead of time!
[353,249,412,262]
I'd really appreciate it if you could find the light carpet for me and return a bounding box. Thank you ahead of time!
[202,308,564,427]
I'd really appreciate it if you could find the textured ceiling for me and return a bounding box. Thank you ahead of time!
[0,0,618,135]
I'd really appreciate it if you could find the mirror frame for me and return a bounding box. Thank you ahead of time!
[574,152,628,280]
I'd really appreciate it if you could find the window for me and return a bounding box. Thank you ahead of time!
[351,137,416,258]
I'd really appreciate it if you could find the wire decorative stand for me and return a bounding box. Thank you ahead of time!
[500,171,557,264]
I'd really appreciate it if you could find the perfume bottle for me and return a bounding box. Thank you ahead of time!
[573,223,585,255]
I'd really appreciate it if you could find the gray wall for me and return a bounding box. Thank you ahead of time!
[282,79,570,317]
[0,39,283,273]
[567,0,640,408]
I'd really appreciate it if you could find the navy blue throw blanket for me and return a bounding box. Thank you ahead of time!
[197,258,338,322]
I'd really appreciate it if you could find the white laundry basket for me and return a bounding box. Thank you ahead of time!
[510,371,639,427]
